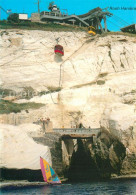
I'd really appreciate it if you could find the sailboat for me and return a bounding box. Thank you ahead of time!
[40,157,61,184]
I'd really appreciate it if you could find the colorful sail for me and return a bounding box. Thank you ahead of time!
[40,157,61,184]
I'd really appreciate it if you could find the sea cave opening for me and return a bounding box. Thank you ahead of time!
[64,139,100,182]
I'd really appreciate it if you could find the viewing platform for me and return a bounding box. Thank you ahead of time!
[53,128,100,139]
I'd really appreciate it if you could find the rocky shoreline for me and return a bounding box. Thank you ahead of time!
[1,174,136,189]
[0,181,46,188]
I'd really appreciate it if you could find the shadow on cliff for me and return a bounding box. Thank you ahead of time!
[54,55,63,63]
[1,168,43,181]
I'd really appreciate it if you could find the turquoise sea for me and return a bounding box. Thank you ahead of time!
[1,179,136,195]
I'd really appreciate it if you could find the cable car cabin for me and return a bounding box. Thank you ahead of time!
[88,26,96,36]
[54,45,64,56]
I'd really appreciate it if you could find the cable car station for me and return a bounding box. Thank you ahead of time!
[40,3,112,33]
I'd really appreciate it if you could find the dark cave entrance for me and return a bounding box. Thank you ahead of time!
[66,139,100,181]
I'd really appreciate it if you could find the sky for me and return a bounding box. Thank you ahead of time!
[0,0,136,31]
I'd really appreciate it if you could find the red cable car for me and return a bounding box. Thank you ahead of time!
[54,45,64,56]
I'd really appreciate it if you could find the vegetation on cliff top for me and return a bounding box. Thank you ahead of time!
[0,20,86,32]
[1,20,136,37]
[0,100,44,114]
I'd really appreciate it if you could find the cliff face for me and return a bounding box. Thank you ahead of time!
[0,29,136,178]
[0,124,51,170]
[100,105,136,175]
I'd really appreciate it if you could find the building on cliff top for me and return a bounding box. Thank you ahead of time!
[31,2,113,33]
[120,24,136,33]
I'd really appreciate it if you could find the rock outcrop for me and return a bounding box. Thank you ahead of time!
[100,104,136,175]
[0,124,51,170]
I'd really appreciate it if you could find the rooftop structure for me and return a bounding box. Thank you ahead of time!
[120,24,136,33]
[39,3,113,33]
[19,14,28,20]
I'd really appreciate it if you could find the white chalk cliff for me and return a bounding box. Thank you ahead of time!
[0,123,51,169]
[0,29,136,173]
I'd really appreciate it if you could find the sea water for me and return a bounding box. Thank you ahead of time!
[1,179,136,195]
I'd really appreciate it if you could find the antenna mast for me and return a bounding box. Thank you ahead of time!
[35,0,40,13]
[0,6,11,20]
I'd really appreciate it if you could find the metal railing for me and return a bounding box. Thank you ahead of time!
[40,11,67,17]
[53,128,100,135]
